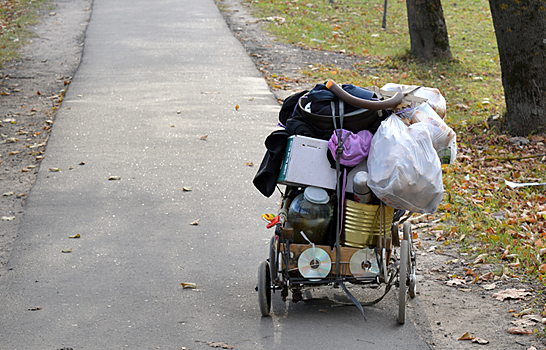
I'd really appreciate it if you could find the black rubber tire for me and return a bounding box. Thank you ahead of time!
[398,240,408,324]
[258,260,271,317]
[269,236,278,283]
[403,222,416,298]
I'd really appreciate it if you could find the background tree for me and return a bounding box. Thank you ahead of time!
[488,0,546,136]
[406,0,451,61]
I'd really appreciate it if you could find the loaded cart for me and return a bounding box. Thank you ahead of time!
[253,80,454,324]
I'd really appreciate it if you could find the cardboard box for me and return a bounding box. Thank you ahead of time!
[277,135,337,189]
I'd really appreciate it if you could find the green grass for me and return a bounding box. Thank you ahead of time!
[0,0,51,65]
[245,0,504,125]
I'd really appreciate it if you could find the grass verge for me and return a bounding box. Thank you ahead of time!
[0,0,51,65]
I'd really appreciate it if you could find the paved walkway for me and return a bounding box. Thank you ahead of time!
[0,0,429,348]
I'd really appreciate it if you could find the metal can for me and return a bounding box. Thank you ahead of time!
[353,171,373,204]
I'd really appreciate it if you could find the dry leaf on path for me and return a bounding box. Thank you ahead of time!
[1,216,15,221]
[61,248,73,253]
[108,176,121,180]
[200,135,208,140]
[190,219,201,226]
[68,234,80,239]
[473,253,487,264]
[458,331,474,340]
[207,342,234,349]
[472,338,489,344]
[49,168,60,172]
[479,272,493,281]
[511,319,537,328]
[27,306,42,311]
[446,279,466,286]
[181,282,197,289]
[482,283,496,290]
[182,186,193,191]
[3,192,14,196]
[508,327,533,335]
[492,288,532,301]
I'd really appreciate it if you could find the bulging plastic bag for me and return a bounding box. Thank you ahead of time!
[382,83,447,118]
[367,115,444,214]
[401,102,457,165]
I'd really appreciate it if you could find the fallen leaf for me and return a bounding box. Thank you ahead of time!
[492,288,532,301]
[49,168,60,172]
[200,135,208,140]
[447,279,466,286]
[479,272,493,281]
[182,186,193,191]
[458,331,474,340]
[522,314,543,323]
[482,283,496,290]
[473,253,487,264]
[210,343,232,349]
[190,219,201,226]
[61,248,73,253]
[512,319,537,328]
[27,306,42,311]
[21,169,30,172]
[181,282,197,289]
[246,162,254,167]
[68,234,80,239]
[1,216,15,221]
[235,105,239,111]
[108,176,121,180]
[472,338,489,344]
[79,162,85,165]
[3,192,14,196]
[508,327,533,335]
[539,264,546,274]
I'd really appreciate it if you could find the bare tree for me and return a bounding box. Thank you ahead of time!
[406,0,451,61]
[488,0,546,135]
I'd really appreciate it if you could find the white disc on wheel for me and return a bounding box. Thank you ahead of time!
[298,247,331,280]
[349,248,380,278]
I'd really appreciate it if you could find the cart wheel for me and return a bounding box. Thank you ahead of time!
[403,222,417,299]
[398,240,409,324]
[269,236,278,283]
[258,260,271,317]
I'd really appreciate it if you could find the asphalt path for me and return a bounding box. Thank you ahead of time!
[0,0,430,348]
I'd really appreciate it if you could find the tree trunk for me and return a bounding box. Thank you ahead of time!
[406,0,451,61]
[489,0,546,136]
[382,0,388,29]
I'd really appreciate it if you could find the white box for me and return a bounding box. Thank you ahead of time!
[277,135,337,190]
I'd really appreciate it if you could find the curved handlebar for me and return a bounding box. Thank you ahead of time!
[325,79,403,110]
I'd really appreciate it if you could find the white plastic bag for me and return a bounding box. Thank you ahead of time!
[367,115,444,214]
[381,83,447,118]
[401,102,457,164]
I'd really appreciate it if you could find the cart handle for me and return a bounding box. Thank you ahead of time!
[325,79,403,110]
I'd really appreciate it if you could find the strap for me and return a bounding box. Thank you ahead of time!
[331,100,367,320]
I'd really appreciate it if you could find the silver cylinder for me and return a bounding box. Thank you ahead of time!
[353,171,373,204]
